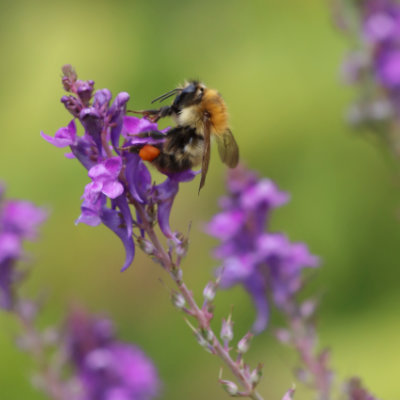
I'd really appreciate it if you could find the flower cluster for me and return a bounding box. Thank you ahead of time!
[42,65,195,271]
[0,184,46,309]
[206,166,319,333]
[338,0,400,151]
[65,310,160,400]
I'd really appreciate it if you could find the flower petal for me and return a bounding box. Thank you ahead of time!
[109,92,130,153]
[41,120,77,148]
[125,154,151,204]
[112,195,134,238]
[104,157,123,178]
[79,107,103,152]
[93,89,112,110]
[155,178,179,238]
[70,137,98,170]
[102,181,124,199]
[0,233,21,263]
[205,210,245,240]
[101,208,135,271]
[123,116,158,136]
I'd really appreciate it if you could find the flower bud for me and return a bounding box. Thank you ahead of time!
[220,318,233,343]
[275,328,291,344]
[170,266,183,282]
[62,64,77,81]
[76,79,95,105]
[220,380,238,395]
[61,95,81,118]
[80,108,103,139]
[137,237,155,255]
[171,291,185,309]
[237,332,253,354]
[250,364,263,385]
[61,65,77,91]
[203,282,216,303]
[175,233,189,257]
[201,328,214,342]
[281,386,295,400]
[300,299,317,319]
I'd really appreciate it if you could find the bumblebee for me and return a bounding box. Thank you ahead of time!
[130,80,239,191]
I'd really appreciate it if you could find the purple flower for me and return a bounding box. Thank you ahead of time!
[206,166,319,333]
[0,185,46,309]
[65,310,160,400]
[42,66,197,271]
[84,157,124,202]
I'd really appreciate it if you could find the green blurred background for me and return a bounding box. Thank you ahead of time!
[0,0,399,398]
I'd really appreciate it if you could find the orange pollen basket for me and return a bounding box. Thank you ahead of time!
[139,145,161,161]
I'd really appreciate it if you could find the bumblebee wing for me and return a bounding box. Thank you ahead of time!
[199,116,211,193]
[216,129,239,168]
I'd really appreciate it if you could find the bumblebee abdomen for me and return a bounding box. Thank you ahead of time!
[152,125,204,173]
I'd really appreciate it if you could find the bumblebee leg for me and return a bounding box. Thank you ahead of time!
[127,106,174,122]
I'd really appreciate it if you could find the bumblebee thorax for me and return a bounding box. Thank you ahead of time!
[176,105,202,128]
[200,89,229,134]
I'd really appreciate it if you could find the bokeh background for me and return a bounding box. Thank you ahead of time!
[0,0,399,399]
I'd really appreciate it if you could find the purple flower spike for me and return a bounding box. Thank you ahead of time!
[65,310,160,400]
[206,165,319,332]
[43,66,198,271]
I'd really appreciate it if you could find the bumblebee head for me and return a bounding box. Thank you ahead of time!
[151,81,206,108]
[172,81,205,108]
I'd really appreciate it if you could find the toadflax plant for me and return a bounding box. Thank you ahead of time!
[0,183,160,400]
[39,65,382,400]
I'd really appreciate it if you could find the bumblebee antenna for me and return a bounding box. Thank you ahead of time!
[151,88,181,104]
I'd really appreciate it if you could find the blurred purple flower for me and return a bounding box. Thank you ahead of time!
[206,166,319,333]
[42,66,196,271]
[66,310,160,400]
[339,0,400,130]
[0,184,46,309]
